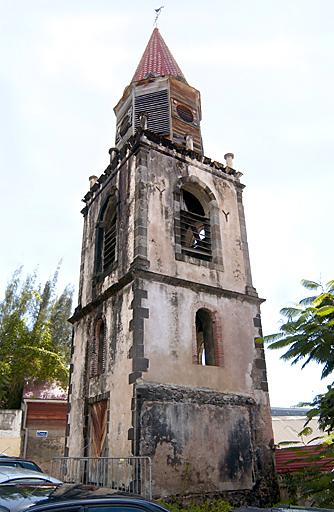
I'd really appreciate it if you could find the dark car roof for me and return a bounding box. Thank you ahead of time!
[28,487,168,512]
[0,456,37,462]
[0,483,59,512]
[0,456,42,471]
[29,499,167,512]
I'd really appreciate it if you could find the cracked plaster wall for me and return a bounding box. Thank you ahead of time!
[67,283,134,458]
[146,149,248,293]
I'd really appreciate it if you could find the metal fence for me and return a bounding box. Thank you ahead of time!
[51,457,152,499]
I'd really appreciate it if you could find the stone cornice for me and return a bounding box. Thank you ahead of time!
[69,266,264,324]
[81,130,245,216]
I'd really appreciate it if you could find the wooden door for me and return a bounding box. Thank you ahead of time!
[89,399,108,457]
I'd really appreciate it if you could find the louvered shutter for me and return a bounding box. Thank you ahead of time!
[135,90,170,136]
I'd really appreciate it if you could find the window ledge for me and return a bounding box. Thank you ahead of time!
[175,252,223,271]
[93,261,118,284]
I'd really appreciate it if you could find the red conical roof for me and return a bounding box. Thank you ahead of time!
[131,28,186,83]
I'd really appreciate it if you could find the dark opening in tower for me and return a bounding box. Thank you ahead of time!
[95,198,117,276]
[196,308,216,366]
[180,189,211,261]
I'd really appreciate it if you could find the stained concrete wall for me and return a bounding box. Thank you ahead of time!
[67,282,134,458]
[142,280,261,394]
[24,428,65,474]
[145,150,249,294]
[78,156,136,309]
[0,409,22,456]
[136,383,276,502]
[137,385,254,496]
[67,134,277,503]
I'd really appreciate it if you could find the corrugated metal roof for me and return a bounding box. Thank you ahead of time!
[271,407,311,416]
[275,445,334,473]
[131,28,186,83]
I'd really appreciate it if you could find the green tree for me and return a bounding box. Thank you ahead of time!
[265,279,334,379]
[263,279,334,506]
[265,279,334,434]
[0,267,73,409]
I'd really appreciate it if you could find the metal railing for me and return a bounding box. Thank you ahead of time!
[51,457,152,499]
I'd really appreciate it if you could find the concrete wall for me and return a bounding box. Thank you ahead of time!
[67,282,134,458]
[135,384,277,504]
[145,150,249,294]
[137,384,255,496]
[0,409,22,456]
[67,134,277,503]
[24,428,65,474]
[142,280,260,394]
[78,156,136,309]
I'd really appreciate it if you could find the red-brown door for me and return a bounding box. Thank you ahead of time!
[89,400,108,457]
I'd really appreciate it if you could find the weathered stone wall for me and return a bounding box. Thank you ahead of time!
[67,136,277,503]
[0,409,22,456]
[136,383,278,504]
[67,282,134,458]
[24,428,65,474]
[78,155,136,309]
[142,279,263,395]
[145,148,250,294]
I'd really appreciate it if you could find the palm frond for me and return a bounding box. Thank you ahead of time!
[313,292,332,307]
[263,332,284,343]
[326,279,334,292]
[280,306,302,318]
[307,436,326,445]
[301,279,321,290]
[316,305,334,317]
[299,296,318,306]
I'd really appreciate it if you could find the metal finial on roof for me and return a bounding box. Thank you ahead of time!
[154,5,164,27]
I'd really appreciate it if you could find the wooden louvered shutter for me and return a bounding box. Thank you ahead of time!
[97,320,106,374]
[135,90,170,136]
[89,400,108,457]
[89,336,98,378]
[103,211,117,272]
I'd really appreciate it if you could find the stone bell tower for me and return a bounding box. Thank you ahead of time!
[66,28,278,503]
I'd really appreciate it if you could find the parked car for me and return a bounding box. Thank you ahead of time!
[0,482,59,512]
[27,486,170,512]
[0,456,42,473]
[0,466,61,485]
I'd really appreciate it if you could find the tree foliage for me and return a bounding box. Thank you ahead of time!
[263,279,334,506]
[265,279,334,379]
[0,267,73,409]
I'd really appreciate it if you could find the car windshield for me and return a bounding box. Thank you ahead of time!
[0,459,42,472]
[20,461,42,471]
[0,483,58,510]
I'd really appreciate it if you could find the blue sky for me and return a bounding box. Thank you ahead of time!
[0,0,333,406]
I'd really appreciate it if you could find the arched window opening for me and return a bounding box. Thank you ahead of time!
[96,319,106,375]
[90,319,106,377]
[96,198,117,275]
[180,189,211,261]
[196,309,216,366]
